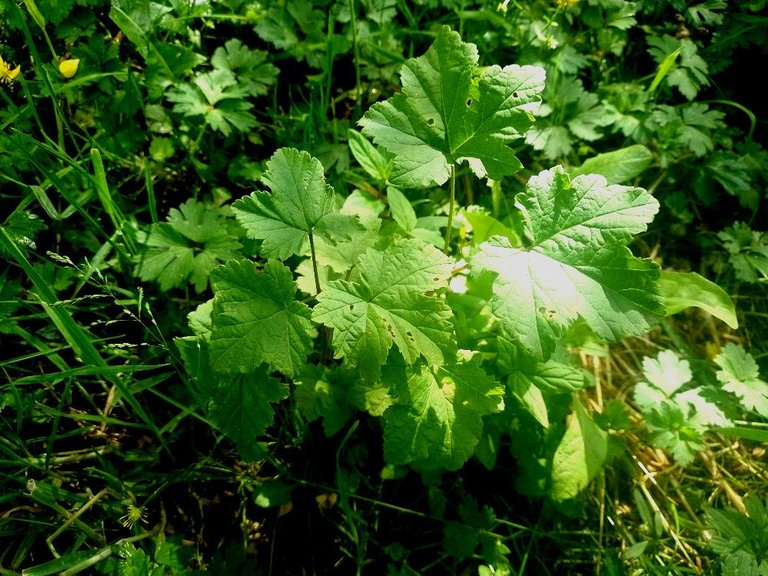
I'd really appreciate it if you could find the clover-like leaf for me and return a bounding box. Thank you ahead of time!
[382,355,504,470]
[212,39,278,97]
[209,259,316,377]
[312,238,455,382]
[166,69,257,136]
[137,199,241,293]
[233,148,360,261]
[359,25,545,188]
[715,343,768,417]
[472,167,663,360]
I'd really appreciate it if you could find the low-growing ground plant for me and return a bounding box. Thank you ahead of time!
[1,1,766,574]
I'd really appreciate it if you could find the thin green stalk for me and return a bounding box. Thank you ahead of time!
[90,148,136,254]
[443,163,457,253]
[144,160,159,223]
[16,3,69,151]
[0,228,165,449]
[347,0,362,118]
[308,230,322,296]
[708,99,757,142]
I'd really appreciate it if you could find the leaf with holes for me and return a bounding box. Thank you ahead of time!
[472,167,663,360]
[359,25,545,188]
[312,238,455,382]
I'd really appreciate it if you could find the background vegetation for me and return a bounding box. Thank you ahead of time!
[1,0,767,574]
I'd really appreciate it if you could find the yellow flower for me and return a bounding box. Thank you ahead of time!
[0,55,21,84]
[59,58,80,79]
[555,0,579,6]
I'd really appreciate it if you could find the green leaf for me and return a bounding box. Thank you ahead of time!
[137,199,241,293]
[659,270,738,329]
[714,343,768,417]
[382,354,504,470]
[473,167,663,360]
[551,400,608,501]
[638,349,693,401]
[211,39,279,97]
[312,238,456,382]
[718,222,768,283]
[208,365,289,461]
[709,494,768,571]
[646,402,706,465]
[348,129,393,182]
[647,36,709,100]
[569,145,653,184]
[294,365,357,436]
[359,26,545,188]
[209,260,316,377]
[233,148,360,261]
[461,207,522,246]
[110,2,173,57]
[166,70,257,136]
[386,186,417,232]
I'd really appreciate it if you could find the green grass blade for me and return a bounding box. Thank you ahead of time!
[0,227,164,445]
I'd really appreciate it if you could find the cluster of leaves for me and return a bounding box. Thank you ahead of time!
[633,344,767,465]
[2,0,765,573]
[707,494,768,576]
[179,28,671,495]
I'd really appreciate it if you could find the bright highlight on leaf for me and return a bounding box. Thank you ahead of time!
[233,148,360,261]
[473,167,664,360]
[714,343,768,417]
[551,400,607,501]
[312,238,456,382]
[359,25,545,188]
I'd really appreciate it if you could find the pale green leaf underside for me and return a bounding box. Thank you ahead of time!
[382,356,504,470]
[551,400,608,501]
[312,239,455,381]
[359,25,545,188]
[660,270,738,329]
[233,148,358,260]
[474,167,663,359]
[715,343,768,416]
[209,259,316,376]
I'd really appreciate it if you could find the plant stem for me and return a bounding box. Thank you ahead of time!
[309,230,322,296]
[443,163,457,253]
[348,0,362,119]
